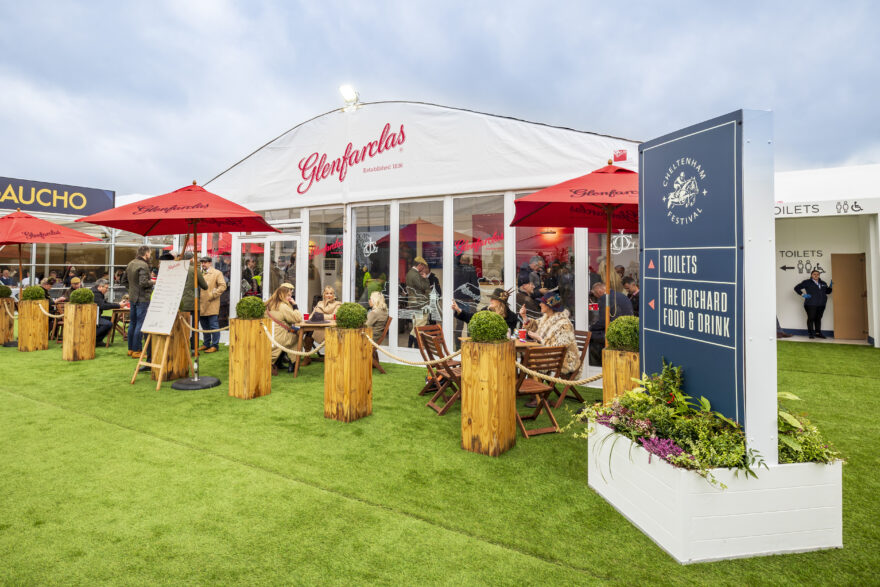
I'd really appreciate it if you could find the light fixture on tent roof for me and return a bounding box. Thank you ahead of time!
[339,84,360,112]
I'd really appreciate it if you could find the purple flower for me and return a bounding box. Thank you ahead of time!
[639,436,685,463]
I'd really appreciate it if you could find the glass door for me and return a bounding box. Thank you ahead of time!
[230,234,300,317]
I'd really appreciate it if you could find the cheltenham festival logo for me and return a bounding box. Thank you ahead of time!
[662,157,708,225]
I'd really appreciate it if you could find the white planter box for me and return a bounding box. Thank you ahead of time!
[588,423,842,564]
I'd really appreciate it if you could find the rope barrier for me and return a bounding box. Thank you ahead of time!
[3,302,16,319]
[514,362,603,386]
[260,323,326,356]
[177,316,230,334]
[36,304,64,319]
[361,332,462,366]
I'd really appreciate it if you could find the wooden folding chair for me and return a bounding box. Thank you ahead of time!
[372,317,392,374]
[50,301,66,343]
[415,324,445,396]
[516,345,566,438]
[423,333,462,415]
[552,330,592,408]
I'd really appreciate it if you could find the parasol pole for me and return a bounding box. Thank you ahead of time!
[192,219,201,381]
[605,205,612,349]
[18,243,23,300]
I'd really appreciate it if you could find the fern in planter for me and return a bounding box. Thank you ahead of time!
[468,311,508,342]
[335,302,367,329]
[0,285,11,298]
[69,288,95,304]
[606,315,639,351]
[21,286,45,301]
[236,295,266,319]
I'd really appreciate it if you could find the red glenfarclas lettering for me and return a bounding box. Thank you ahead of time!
[297,123,406,195]
[310,238,343,259]
[454,231,503,256]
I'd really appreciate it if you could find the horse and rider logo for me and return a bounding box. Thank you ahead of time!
[662,157,709,225]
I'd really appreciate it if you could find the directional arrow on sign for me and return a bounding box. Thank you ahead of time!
[780,265,795,271]
[648,299,655,310]
[648,259,655,269]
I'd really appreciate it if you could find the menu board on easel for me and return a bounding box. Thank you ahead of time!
[141,260,189,336]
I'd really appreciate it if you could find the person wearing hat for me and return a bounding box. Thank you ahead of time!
[519,291,580,376]
[56,276,83,303]
[265,283,303,375]
[588,281,634,365]
[177,252,208,350]
[451,287,517,335]
[198,255,227,353]
[405,255,433,347]
[516,275,542,323]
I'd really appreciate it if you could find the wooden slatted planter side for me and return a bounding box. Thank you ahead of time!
[228,318,272,399]
[461,339,516,456]
[0,298,14,345]
[602,349,640,404]
[151,312,193,382]
[324,327,372,422]
[18,299,48,352]
[62,303,97,361]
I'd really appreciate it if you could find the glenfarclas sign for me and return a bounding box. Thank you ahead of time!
[297,123,406,194]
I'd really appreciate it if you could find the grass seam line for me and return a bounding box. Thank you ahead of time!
[1,388,613,582]
[778,368,880,381]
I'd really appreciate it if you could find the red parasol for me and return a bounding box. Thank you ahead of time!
[0,208,100,346]
[77,182,279,389]
[511,163,638,346]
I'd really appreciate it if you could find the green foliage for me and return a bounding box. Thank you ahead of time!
[606,315,639,351]
[69,288,95,305]
[21,285,45,301]
[777,392,840,463]
[335,301,367,329]
[236,295,266,320]
[0,284,11,298]
[468,310,508,342]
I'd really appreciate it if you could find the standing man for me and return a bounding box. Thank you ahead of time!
[178,252,208,349]
[622,276,640,318]
[794,270,832,339]
[198,256,227,353]
[405,255,431,347]
[121,245,153,358]
[92,279,119,347]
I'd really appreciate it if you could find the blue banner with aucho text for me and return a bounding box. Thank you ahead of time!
[639,111,745,423]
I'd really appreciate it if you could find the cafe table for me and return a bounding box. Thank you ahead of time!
[292,320,336,377]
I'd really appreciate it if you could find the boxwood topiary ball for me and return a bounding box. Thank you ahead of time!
[0,285,11,298]
[21,286,45,301]
[468,310,509,342]
[69,288,95,304]
[236,295,266,320]
[335,302,367,329]
[606,315,639,352]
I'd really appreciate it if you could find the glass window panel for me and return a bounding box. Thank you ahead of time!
[398,201,443,348]
[452,195,505,348]
[307,208,344,312]
[515,223,576,320]
[352,205,390,345]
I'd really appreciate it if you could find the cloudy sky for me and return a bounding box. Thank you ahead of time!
[1,1,877,195]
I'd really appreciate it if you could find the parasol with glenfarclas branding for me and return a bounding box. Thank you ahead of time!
[77,181,279,388]
[511,162,638,346]
[0,208,101,345]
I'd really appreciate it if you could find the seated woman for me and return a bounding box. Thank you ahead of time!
[310,285,342,347]
[519,292,579,376]
[365,291,389,341]
[265,283,303,375]
[451,287,518,335]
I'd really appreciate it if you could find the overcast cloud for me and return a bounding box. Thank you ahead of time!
[0,0,877,195]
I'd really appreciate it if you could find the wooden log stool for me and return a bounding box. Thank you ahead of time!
[461,339,516,456]
[324,327,372,422]
[228,317,272,399]
[18,299,48,352]
[62,303,97,361]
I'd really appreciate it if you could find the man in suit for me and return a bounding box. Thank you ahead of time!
[622,276,640,318]
[588,281,634,365]
[794,270,833,339]
[92,279,119,347]
[199,256,227,353]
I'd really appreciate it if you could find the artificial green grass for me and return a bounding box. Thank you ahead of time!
[0,339,877,584]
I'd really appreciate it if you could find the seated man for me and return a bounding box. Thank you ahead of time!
[588,281,634,366]
[92,278,120,347]
[56,276,83,303]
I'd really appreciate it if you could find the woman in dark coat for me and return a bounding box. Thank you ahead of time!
[794,270,832,339]
[451,287,517,335]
